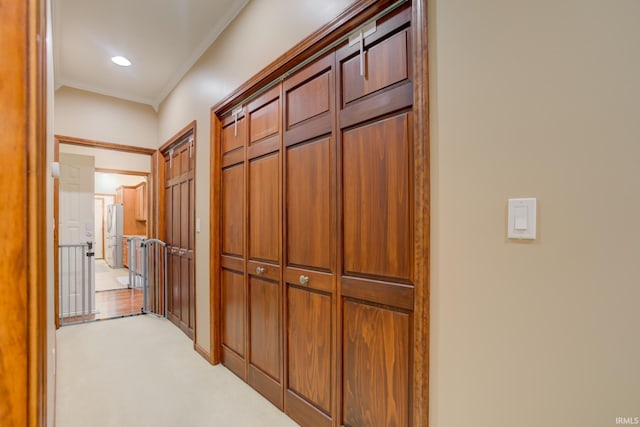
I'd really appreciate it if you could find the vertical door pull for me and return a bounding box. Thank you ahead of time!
[232,106,242,137]
[348,21,377,77]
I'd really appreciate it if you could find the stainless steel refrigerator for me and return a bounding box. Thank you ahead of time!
[105,203,123,268]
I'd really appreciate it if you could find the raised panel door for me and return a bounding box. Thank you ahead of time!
[249,98,279,144]
[180,144,190,176]
[170,182,181,320]
[180,180,190,326]
[222,269,245,357]
[342,299,410,427]
[188,177,195,330]
[249,276,281,380]
[222,164,244,257]
[248,153,279,263]
[164,134,196,339]
[222,116,245,154]
[286,72,330,128]
[135,183,146,221]
[341,30,409,105]
[342,113,412,282]
[286,137,331,270]
[287,286,332,414]
[339,7,411,107]
[164,185,174,314]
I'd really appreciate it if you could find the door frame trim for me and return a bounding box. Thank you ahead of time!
[53,136,154,328]
[0,0,47,424]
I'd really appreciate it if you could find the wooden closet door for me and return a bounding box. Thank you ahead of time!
[282,54,336,427]
[165,138,195,339]
[220,111,247,380]
[246,86,283,409]
[337,6,414,427]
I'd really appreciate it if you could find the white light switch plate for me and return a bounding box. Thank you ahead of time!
[508,198,536,239]
[196,217,201,233]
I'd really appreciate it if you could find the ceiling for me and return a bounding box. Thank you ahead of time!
[53,0,249,110]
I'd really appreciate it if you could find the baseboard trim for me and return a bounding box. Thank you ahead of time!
[194,342,212,364]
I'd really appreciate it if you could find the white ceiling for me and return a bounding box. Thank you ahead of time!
[53,0,249,110]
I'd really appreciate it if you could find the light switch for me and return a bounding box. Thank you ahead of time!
[514,206,528,230]
[508,198,536,239]
[196,217,201,233]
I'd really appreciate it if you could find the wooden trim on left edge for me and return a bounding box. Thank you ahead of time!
[210,112,222,365]
[0,0,47,425]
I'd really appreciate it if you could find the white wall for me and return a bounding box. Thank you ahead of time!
[157,0,357,353]
[55,86,158,149]
[59,144,151,173]
[429,0,640,426]
[95,173,145,195]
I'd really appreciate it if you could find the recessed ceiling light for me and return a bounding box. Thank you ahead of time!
[111,56,131,67]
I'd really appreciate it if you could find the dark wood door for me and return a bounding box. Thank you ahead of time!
[164,136,195,339]
[282,53,336,427]
[337,7,414,427]
[212,4,426,426]
[220,111,247,379]
[246,86,283,409]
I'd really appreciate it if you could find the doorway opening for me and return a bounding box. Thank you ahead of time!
[54,136,156,327]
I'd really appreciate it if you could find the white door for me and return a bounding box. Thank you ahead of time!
[94,197,104,259]
[59,153,95,318]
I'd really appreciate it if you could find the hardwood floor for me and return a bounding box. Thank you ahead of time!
[61,289,144,324]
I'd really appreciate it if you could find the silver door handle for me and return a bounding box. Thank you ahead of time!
[256,266,265,275]
[299,275,309,285]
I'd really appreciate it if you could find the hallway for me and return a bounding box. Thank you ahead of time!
[56,316,298,427]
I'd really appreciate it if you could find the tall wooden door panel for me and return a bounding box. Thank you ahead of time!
[282,53,336,427]
[220,156,247,381]
[220,111,247,380]
[338,7,414,427]
[164,136,195,339]
[246,87,283,409]
[171,178,182,321]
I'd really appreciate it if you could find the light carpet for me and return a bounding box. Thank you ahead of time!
[56,315,299,427]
